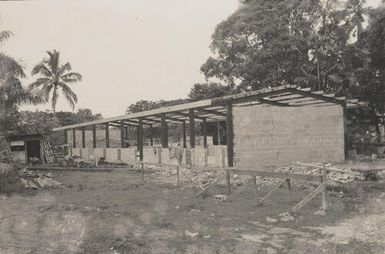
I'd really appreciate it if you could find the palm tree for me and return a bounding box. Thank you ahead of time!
[0,30,43,134]
[29,50,82,113]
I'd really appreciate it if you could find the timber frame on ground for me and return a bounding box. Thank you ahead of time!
[53,85,364,166]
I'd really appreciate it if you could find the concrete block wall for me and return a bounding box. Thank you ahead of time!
[105,148,119,162]
[191,148,207,166]
[94,148,105,159]
[233,105,345,169]
[143,147,159,164]
[72,148,81,157]
[69,144,226,168]
[121,148,137,164]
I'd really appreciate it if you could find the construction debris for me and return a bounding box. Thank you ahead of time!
[18,168,63,189]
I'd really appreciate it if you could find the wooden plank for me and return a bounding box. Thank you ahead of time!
[259,179,287,204]
[197,108,226,117]
[195,173,225,198]
[294,162,355,175]
[181,170,204,190]
[227,168,323,183]
[290,182,326,213]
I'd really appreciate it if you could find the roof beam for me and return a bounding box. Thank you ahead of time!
[196,108,226,117]
[288,88,346,107]
[258,98,294,107]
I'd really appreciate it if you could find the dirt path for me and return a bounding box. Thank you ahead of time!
[0,169,384,253]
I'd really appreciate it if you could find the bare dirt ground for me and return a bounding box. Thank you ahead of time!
[1,168,385,254]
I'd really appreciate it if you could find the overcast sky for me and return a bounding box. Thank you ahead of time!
[0,0,382,117]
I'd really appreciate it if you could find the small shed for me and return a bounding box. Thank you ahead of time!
[7,133,44,164]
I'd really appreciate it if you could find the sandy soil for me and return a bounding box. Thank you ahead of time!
[1,168,385,254]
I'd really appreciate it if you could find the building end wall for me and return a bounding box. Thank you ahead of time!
[233,105,345,169]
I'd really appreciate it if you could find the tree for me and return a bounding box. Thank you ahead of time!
[0,30,43,135]
[126,99,188,114]
[29,50,82,113]
[188,83,233,101]
[201,0,366,93]
[349,3,385,142]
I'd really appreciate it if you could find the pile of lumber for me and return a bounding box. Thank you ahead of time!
[19,168,63,189]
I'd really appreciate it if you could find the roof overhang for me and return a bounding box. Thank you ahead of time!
[53,85,366,131]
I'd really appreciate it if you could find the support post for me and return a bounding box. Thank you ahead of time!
[182,120,187,148]
[138,118,144,161]
[161,113,168,148]
[217,122,221,145]
[226,103,234,167]
[343,106,348,159]
[141,162,144,184]
[92,125,97,149]
[124,126,128,146]
[81,128,86,149]
[105,123,110,148]
[202,118,207,148]
[176,165,180,186]
[189,109,195,148]
[225,167,231,194]
[149,124,153,146]
[72,128,76,148]
[321,165,327,211]
[120,121,125,148]
[64,130,68,144]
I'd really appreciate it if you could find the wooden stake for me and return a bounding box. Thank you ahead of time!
[321,165,327,211]
[225,167,231,194]
[176,165,180,187]
[141,162,144,184]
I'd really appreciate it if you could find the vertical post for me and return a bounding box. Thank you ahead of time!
[343,105,348,159]
[225,167,231,194]
[105,122,110,148]
[124,126,128,147]
[92,125,97,149]
[161,113,168,148]
[81,128,86,149]
[189,109,195,148]
[149,124,153,146]
[321,165,327,211]
[226,103,234,167]
[217,122,221,145]
[182,120,187,148]
[72,128,76,148]
[176,165,180,186]
[141,162,144,184]
[202,118,207,148]
[120,121,125,148]
[64,130,68,144]
[138,118,144,161]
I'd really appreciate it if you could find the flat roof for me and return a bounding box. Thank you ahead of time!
[53,85,365,131]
